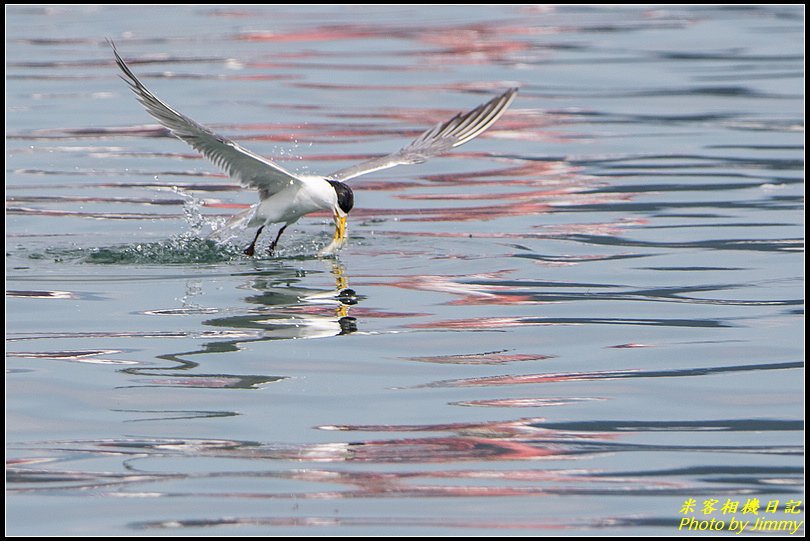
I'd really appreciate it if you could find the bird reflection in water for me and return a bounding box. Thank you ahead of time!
[199,260,360,349]
[124,261,360,391]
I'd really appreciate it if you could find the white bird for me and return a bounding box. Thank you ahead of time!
[111,41,517,256]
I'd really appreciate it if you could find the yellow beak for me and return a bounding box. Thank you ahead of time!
[333,214,347,243]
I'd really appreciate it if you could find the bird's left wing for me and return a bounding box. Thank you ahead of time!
[327,87,517,182]
[111,41,301,196]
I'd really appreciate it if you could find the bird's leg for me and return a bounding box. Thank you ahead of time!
[267,224,289,255]
[243,225,265,256]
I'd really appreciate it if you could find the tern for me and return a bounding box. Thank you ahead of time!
[111,42,517,256]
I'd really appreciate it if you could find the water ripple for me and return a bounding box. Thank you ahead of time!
[418,361,802,388]
[6,4,803,536]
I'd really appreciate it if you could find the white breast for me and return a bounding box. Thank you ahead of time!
[250,175,336,226]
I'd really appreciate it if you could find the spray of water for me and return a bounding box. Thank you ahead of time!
[20,175,337,265]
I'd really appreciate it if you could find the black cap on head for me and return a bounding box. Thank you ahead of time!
[327,179,354,215]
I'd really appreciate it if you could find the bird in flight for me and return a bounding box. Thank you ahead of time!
[111,41,517,256]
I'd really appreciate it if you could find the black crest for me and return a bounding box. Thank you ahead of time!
[326,179,354,214]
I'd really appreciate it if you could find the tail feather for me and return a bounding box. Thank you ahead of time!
[208,204,258,242]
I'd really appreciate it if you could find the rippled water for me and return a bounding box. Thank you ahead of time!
[6,5,804,535]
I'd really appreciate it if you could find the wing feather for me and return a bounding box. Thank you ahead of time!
[110,40,300,195]
[328,88,517,182]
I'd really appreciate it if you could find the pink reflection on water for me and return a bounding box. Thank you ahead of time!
[6,207,177,220]
[535,218,647,236]
[7,330,255,342]
[237,26,381,44]
[396,186,573,202]
[205,8,264,18]
[453,397,608,408]
[417,29,532,65]
[133,377,256,389]
[408,316,518,329]
[9,407,686,503]
[405,350,554,365]
[7,349,137,365]
[364,270,536,306]
[420,370,642,388]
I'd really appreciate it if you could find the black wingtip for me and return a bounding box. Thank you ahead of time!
[497,87,519,105]
[106,37,119,56]
[497,87,519,112]
[108,38,126,70]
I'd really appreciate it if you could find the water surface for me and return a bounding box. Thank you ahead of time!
[6,5,804,535]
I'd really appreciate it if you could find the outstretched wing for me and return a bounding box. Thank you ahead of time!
[327,87,517,182]
[110,40,301,197]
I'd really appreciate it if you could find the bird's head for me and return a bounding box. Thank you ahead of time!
[326,179,354,245]
[327,179,354,217]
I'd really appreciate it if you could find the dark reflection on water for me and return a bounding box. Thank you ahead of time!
[8,412,802,505]
[9,417,801,480]
[6,4,804,536]
[99,263,361,395]
[410,316,732,330]
[416,361,803,389]
[150,262,361,362]
[558,234,803,253]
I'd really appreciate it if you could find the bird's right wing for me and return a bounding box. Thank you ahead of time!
[111,40,301,197]
[327,87,517,182]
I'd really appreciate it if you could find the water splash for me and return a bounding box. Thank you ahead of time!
[16,186,329,265]
[22,233,338,266]
[83,237,243,265]
[179,188,207,237]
